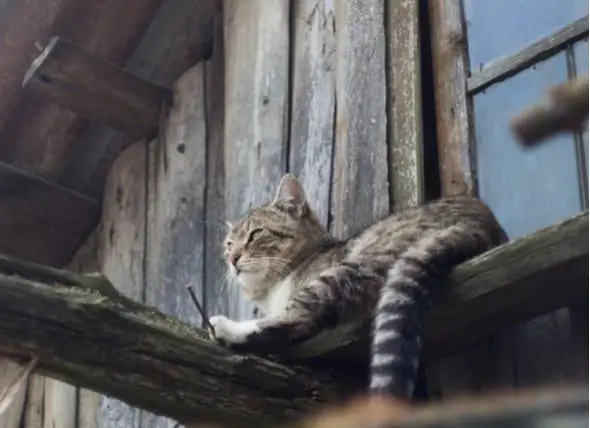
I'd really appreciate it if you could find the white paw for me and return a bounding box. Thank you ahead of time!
[209,315,260,346]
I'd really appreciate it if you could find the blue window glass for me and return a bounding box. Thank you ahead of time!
[473,52,582,239]
[464,0,588,70]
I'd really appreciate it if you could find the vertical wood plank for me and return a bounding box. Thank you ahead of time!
[427,0,517,397]
[0,359,28,428]
[204,17,229,317]
[40,229,102,428]
[43,380,76,428]
[429,0,474,196]
[289,0,336,228]
[65,229,99,428]
[331,0,389,237]
[143,64,207,428]
[386,0,424,210]
[223,0,290,319]
[77,141,148,428]
[22,375,45,428]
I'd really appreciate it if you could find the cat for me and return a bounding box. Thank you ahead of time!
[208,173,507,398]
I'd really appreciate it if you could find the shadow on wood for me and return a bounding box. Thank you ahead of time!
[22,36,171,138]
[0,162,99,266]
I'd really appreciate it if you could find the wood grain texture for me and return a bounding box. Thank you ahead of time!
[143,62,208,428]
[331,0,389,238]
[0,256,353,426]
[0,359,28,428]
[283,211,588,361]
[55,0,222,200]
[468,16,589,94]
[0,0,163,179]
[223,0,290,319]
[386,0,424,210]
[41,228,100,428]
[22,36,170,138]
[22,375,45,428]
[0,0,74,132]
[0,211,585,425]
[76,142,148,428]
[0,162,99,267]
[203,17,229,318]
[289,0,336,228]
[428,0,474,196]
[43,380,76,428]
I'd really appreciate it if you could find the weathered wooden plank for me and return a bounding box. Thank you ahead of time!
[85,141,147,428]
[0,161,99,267]
[386,0,424,210]
[289,0,336,228]
[22,36,170,138]
[0,226,586,426]
[55,0,222,200]
[331,0,389,237]
[143,64,208,428]
[39,228,100,428]
[0,0,163,180]
[0,359,28,428]
[0,0,73,133]
[427,0,494,397]
[428,0,474,196]
[284,211,589,361]
[22,375,45,428]
[203,17,229,318]
[223,0,290,319]
[43,380,76,428]
[0,257,353,426]
[468,16,589,94]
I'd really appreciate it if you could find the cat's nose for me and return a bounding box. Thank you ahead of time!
[229,253,241,268]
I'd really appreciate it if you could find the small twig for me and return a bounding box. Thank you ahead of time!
[185,284,215,335]
[511,76,589,146]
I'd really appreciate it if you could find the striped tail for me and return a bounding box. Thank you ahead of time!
[369,225,497,398]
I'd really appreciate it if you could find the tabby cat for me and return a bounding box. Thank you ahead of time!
[209,174,507,398]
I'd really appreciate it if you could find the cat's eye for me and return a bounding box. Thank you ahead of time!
[246,228,264,244]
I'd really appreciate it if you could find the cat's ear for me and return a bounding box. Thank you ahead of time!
[273,173,308,215]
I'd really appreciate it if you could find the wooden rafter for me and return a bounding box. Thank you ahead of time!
[22,36,171,138]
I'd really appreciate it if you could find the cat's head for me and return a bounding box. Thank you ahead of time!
[223,174,327,302]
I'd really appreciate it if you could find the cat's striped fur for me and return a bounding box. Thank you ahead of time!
[209,174,507,398]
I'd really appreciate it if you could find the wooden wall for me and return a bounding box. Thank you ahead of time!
[2,0,584,427]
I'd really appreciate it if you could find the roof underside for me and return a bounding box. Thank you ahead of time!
[0,0,221,266]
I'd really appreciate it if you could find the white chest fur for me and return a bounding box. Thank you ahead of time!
[262,275,295,317]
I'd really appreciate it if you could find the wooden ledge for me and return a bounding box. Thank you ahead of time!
[0,211,586,424]
[22,36,171,138]
[285,210,589,362]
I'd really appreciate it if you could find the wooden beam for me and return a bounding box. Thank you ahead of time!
[285,210,589,361]
[0,254,355,426]
[22,36,171,138]
[467,16,589,94]
[0,213,586,425]
[428,0,474,197]
[0,162,99,267]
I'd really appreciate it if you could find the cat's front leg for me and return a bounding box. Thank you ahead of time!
[209,315,262,350]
